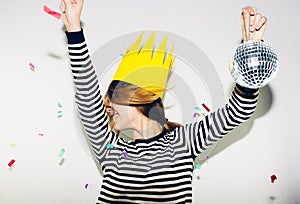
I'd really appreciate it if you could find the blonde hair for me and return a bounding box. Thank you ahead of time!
[104,80,181,133]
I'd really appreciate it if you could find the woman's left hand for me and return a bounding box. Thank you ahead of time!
[241,6,267,42]
[59,0,84,32]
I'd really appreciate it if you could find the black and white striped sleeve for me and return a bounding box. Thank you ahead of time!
[66,29,118,164]
[186,84,259,157]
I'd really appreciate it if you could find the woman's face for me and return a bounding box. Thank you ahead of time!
[111,103,139,131]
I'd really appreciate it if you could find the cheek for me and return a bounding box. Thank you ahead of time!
[120,108,137,127]
[113,109,130,127]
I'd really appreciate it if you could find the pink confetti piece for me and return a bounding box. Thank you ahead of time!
[8,159,15,167]
[202,103,210,112]
[193,112,197,118]
[270,174,277,183]
[206,155,209,159]
[38,133,44,137]
[29,62,35,69]
[43,5,61,19]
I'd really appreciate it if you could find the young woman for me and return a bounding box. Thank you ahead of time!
[60,0,266,203]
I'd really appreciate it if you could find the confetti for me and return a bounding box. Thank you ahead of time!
[8,159,16,168]
[59,158,65,165]
[270,174,277,183]
[196,163,201,170]
[10,143,16,147]
[29,62,35,71]
[195,106,201,112]
[193,112,201,118]
[47,52,63,59]
[124,152,129,157]
[106,143,113,149]
[43,5,61,19]
[58,148,65,157]
[57,103,63,117]
[202,103,210,112]
[38,133,44,137]
[85,183,89,189]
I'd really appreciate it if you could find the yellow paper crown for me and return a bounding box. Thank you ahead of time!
[113,31,176,99]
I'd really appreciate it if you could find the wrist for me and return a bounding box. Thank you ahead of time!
[67,24,81,32]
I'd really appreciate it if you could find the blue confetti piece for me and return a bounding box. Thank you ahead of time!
[107,143,114,149]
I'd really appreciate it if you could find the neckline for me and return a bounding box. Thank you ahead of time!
[132,128,168,144]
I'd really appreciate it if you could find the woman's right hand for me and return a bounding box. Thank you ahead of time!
[59,0,84,32]
[241,6,267,42]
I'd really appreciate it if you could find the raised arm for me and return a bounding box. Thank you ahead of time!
[185,6,268,157]
[60,0,118,164]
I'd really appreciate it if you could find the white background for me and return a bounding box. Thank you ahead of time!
[0,0,299,203]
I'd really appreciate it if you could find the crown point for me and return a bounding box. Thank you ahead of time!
[141,31,156,55]
[128,31,145,54]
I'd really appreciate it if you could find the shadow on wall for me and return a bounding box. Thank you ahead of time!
[196,84,273,165]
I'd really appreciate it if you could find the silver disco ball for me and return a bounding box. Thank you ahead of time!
[230,41,279,89]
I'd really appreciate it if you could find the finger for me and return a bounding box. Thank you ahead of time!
[245,6,257,27]
[255,16,267,31]
[242,8,250,39]
[247,6,256,27]
[244,6,256,15]
[59,2,65,12]
[240,14,247,41]
[251,13,262,32]
[63,0,72,5]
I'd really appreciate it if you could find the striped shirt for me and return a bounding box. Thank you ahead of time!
[66,30,259,204]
